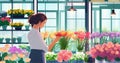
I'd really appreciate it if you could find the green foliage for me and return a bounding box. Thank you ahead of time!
[84,54,89,62]
[96,56,103,61]
[46,52,57,61]
[18,58,24,63]
[2,52,8,60]
[59,37,69,50]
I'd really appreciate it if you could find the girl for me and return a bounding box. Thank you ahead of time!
[28,13,60,63]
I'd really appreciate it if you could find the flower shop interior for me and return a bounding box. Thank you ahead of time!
[0,0,120,63]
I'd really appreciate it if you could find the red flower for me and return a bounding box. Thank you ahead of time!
[85,32,90,39]
[0,18,5,21]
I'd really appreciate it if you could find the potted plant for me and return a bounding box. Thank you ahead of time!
[10,22,24,30]
[0,17,11,30]
[7,9,25,18]
[25,25,30,30]
[0,36,4,43]
[17,36,22,43]
[25,10,34,17]
[5,36,11,43]
[12,37,16,43]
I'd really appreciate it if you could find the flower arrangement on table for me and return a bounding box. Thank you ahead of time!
[0,45,31,63]
[10,22,24,30]
[88,42,120,63]
[74,31,90,52]
[56,31,74,50]
[57,50,72,63]
[0,17,11,30]
[7,9,25,18]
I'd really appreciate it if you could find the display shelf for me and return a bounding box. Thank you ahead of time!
[10,17,29,19]
[0,42,28,44]
[0,30,30,31]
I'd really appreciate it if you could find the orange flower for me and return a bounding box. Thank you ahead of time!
[18,53,25,58]
[49,32,56,39]
[25,58,31,62]
[0,61,5,63]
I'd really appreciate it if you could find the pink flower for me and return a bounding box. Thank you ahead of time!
[57,50,72,62]
[0,18,5,21]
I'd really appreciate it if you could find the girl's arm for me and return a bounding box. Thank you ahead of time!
[48,36,60,51]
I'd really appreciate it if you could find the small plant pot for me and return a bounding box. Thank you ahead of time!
[10,14,24,18]
[17,37,22,43]
[5,38,11,43]
[0,38,4,43]
[12,38,16,43]
[15,27,22,30]
[25,25,30,30]
[2,25,7,30]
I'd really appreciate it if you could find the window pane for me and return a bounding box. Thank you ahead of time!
[38,3,45,10]
[46,12,56,18]
[102,9,111,18]
[2,3,11,11]
[67,11,76,18]
[46,3,58,10]
[25,0,33,1]
[46,19,56,26]
[77,20,85,30]
[61,12,65,30]
[112,9,120,18]
[0,0,9,2]
[23,3,32,10]
[112,20,120,31]
[77,9,85,18]
[13,3,22,9]
[67,20,75,31]
[59,3,65,10]
[102,20,111,32]
[45,28,56,32]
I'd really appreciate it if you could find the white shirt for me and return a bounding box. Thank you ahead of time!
[28,28,48,52]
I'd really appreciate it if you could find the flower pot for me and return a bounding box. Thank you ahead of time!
[25,25,30,30]
[15,27,22,30]
[12,38,16,43]
[115,61,120,63]
[70,60,77,63]
[47,60,58,63]
[5,38,11,43]
[10,14,24,18]
[95,59,103,63]
[0,38,4,43]
[104,60,115,63]
[17,37,22,43]
[2,25,7,30]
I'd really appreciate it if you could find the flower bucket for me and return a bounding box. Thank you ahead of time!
[15,27,22,30]
[95,59,103,63]
[10,14,24,18]
[77,60,84,63]
[115,61,120,63]
[61,61,70,63]
[2,25,7,30]
[47,60,58,63]
[104,60,115,63]
[70,60,77,63]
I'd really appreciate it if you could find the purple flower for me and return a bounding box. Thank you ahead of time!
[9,46,23,54]
[91,32,100,39]
[109,32,116,38]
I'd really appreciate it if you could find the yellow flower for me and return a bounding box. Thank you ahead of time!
[4,44,10,48]
[10,54,17,61]
[25,58,31,62]
[18,53,25,58]
[66,31,74,38]
[49,32,56,39]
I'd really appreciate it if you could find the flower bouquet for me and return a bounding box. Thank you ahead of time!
[10,22,24,30]
[0,17,11,30]
[46,52,58,63]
